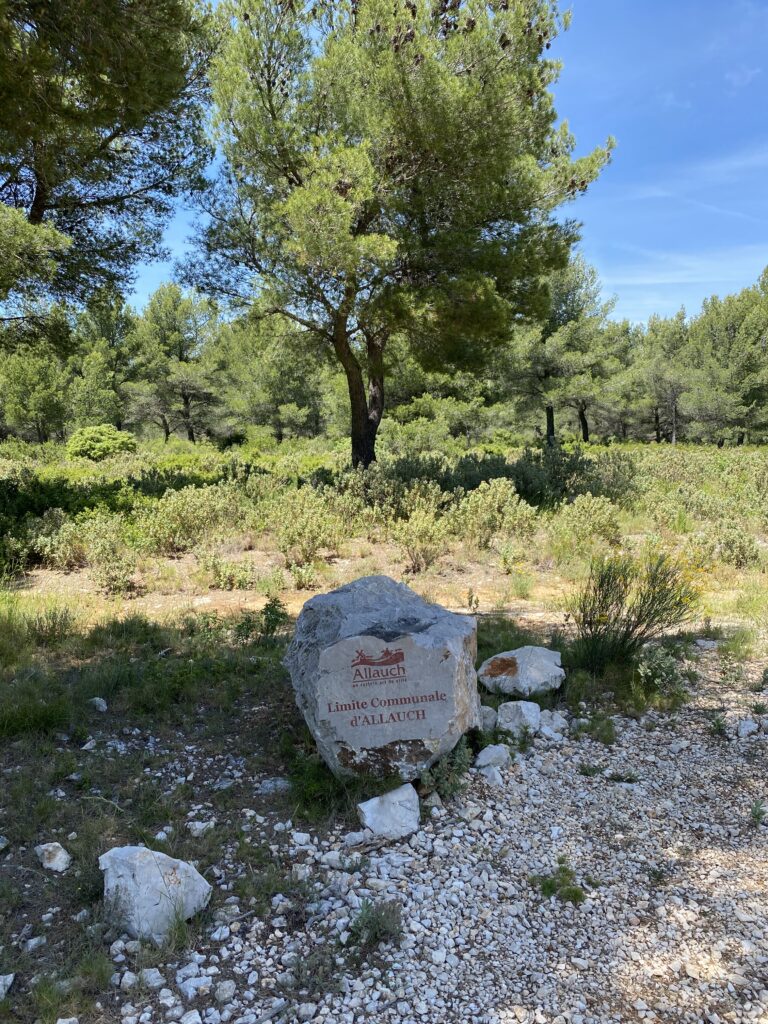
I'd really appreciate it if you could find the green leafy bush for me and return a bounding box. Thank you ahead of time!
[568,551,699,673]
[275,487,344,567]
[705,523,761,568]
[66,425,137,461]
[554,493,622,547]
[199,551,256,590]
[635,644,688,708]
[392,498,448,572]
[420,737,472,799]
[450,478,524,549]
[139,483,246,555]
[84,511,136,594]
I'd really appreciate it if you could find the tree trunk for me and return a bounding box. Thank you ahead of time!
[737,431,745,446]
[160,415,171,443]
[545,404,555,446]
[654,408,661,443]
[181,391,195,443]
[578,405,590,443]
[331,315,384,469]
[671,403,677,445]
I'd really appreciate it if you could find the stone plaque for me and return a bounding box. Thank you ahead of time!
[284,576,480,779]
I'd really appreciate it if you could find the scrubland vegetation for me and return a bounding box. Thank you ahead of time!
[2,430,767,740]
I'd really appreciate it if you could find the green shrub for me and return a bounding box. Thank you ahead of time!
[530,857,586,905]
[511,444,635,508]
[420,737,472,799]
[568,551,699,673]
[275,488,344,567]
[84,512,136,594]
[139,483,246,555]
[199,552,256,590]
[705,523,761,569]
[555,493,621,547]
[348,899,403,954]
[450,478,520,549]
[66,425,137,461]
[392,499,448,572]
[27,508,88,569]
[635,644,688,708]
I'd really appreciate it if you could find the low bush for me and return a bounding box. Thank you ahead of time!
[66,425,137,461]
[392,498,448,572]
[138,483,246,555]
[275,487,344,567]
[420,737,472,799]
[634,643,688,709]
[555,493,622,547]
[568,551,699,673]
[450,478,520,549]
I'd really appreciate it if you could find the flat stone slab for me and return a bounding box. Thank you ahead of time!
[284,575,480,779]
[478,646,565,697]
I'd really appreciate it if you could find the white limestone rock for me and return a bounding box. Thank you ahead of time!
[98,846,212,945]
[539,709,569,739]
[479,705,498,732]
[479,766,504,787]
[497,700,541,737]
[478,646,565,697]
[35,842,72,872]
[0,975,14,1000]
[284,575,480,779]
[475,744,511,769]
[737,719,759,739]
[357,783,420,840]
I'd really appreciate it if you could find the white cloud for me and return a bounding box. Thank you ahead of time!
[725,66,762,90]
[597,244,768,322]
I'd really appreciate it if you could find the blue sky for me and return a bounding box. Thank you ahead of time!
[131,0,768,323]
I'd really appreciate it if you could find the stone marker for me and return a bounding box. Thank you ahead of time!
[284,575,479,779]
[478,646,565,697]
[99,846,212,945]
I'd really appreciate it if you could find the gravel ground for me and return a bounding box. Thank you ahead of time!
[89,652,768,1024]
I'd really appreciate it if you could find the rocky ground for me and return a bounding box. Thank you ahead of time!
[3,645,768,1024]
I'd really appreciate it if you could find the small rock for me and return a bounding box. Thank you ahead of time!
[475,744,511,769]
[737,719,759,739]
[140,968,166,990]
[180,1012,202,1024]
[254,777,291,796]
[186,820,215,838]
[210,926,230,942]
[695,638,718,651]
[357,783,420,840]
[0,975,14,999]
[215,980,236,1003]
[89,697,108,712]
[478,646,565,697]
[297,1004,317,1021]
[0,836,9,853]
[99,846,212,945]
[121,971,138,991]
[497,700,541,737]
[35,842,72,873]
[479,766,504,787]
[479,705,498,732]
[55,1018,79,1024]
[539,709,568,736]
[24,936,47,952]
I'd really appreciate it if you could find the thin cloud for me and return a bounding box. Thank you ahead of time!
[725,66,762,90]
